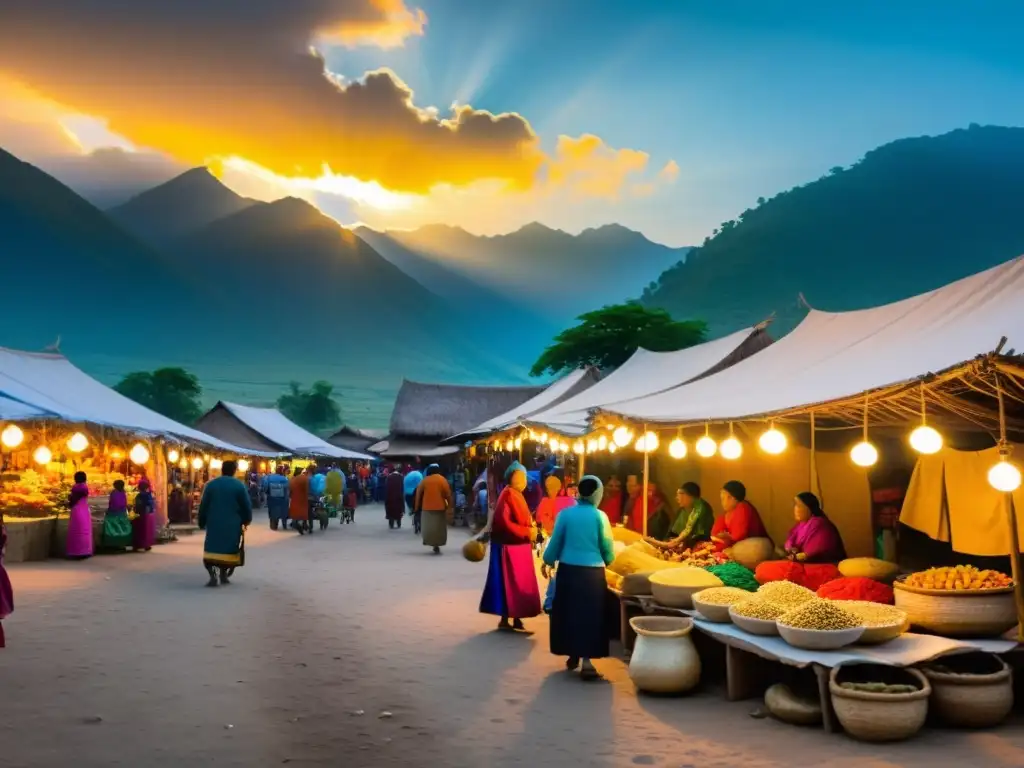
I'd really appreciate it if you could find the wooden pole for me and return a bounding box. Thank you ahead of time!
[642,423,649,537]
[810,412,820,498]
[995,376,1024,641]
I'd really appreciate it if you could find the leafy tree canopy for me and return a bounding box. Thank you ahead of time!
[114,367,203,425]
[277,381,341,434]
[530,302,707,377]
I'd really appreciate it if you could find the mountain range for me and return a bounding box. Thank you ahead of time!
[0,152,678,425]
[643,125,1024,335]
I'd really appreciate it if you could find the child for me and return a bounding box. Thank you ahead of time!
[102,479,133,550]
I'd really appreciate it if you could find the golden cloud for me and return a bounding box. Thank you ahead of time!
[0,1,669,200]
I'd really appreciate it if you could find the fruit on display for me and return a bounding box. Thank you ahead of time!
[647,539,729,567]
[903,566,1012,591]
[692,586,750,606]
[778,599,861,631]
[731,599,788,621]
[756,580,816,608]
[838,557,900,583]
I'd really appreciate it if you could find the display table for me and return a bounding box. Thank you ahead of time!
[614,590,1018,732]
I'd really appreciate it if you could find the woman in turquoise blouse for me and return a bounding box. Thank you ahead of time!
[542,475,615,680]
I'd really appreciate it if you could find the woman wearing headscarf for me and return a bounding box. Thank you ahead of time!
[599,475,625,526]
[479,461,542,631]
[415,464,452,553]
[543,475,615,679]
[711,480,769,550]
[66,471,94,559]
[384,469,406,529]
[784,492,847,563]
[132,479,157,551]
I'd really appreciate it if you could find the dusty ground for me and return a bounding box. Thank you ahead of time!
[2,504,1023,767]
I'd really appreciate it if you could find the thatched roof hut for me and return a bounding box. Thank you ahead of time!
[327,425,388,455]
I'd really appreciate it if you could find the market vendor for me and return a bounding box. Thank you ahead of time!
[711,480,769,550]
[783,492,846,563]
[650,482,714,549]
[623,475,671,539]
[599,475,625,526]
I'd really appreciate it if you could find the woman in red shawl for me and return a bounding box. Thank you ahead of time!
[711,480,769,550]
[479,461,542,632]
[599,475,625,526]
[624,476,668,537]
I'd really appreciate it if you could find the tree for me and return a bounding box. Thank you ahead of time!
[114,367,203,424]
[277,381,341,433]
[530,303,708,377]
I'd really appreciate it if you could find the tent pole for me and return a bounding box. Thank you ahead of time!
[642,423,649,538]
[809,412,820,498]
[579,446,586,481]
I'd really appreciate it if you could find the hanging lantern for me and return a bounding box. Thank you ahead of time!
[129,443,150,466]
[586,438,597,454]
[909,426,943,455]
[988,459,1022,492]
[167,449,180,464]
[720,436,742,460]
[538,432,549,445]
[758,426,787,455]
[695,423,717,458]
[573,440,585,455]
[33,445,52,465]
[191,456,204,470]
[178,458,188,470]
[850,441,879,467]
[612,426,633,448]
[1,424,24,449]
[506,438,515,452]
[549,437,560,452]
[668,437,687,459]
[210,458,223,470]
[514,437,523,450]
[67,432,89,453]
[558,441,569,454]
[238,459,250,472]
[608,442,618,454]
[597,435,608,451]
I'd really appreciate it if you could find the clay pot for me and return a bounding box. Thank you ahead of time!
[628,616,701,694]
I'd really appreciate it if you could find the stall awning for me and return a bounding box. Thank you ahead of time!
[600,256,1024,425]
[445,367,601,442]
[525,325,772,433]
[368,437,460,459]
[0,347,280,456]
[200,402,372,460]
[0,394,49,420]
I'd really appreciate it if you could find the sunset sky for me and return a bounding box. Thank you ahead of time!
[2,0,1023,246]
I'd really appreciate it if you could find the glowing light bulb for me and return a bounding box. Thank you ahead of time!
[1,424,24,449]
[586,439,597,454]
[559,441,569,453]
[538,433,549,445]
[720,436,743,460]
[608,442,617,454]
[506,438,515,452]
[612,426,633,448]
[597,435,608,451]
[67,432,89,453]
[192,457,204,470]
[211,458,223,471]
[259,462,267,471]
[238,459,250,472]
[167,449,180,464]
[695,435,717,458]
[634,437,645,452]
[129,443,150,466]
[549,437,560,452]
[909,425,943,455]
[178,458,188,470]
[573,441,585,454]
[988,460,1022,492]
[758,428,787,455]
[668,438,687,459]
[514,437,522,449]
[850,441,878,467]
[33,445,52,465]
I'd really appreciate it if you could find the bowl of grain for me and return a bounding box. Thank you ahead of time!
[729,599,786,636]
[777,599,864,650]
[840,601,909,645]
[756,580,817,609]
[692,586,750,622]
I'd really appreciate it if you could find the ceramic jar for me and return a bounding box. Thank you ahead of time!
[628,616,701,694]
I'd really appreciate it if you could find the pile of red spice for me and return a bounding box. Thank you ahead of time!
[817,576,894,604]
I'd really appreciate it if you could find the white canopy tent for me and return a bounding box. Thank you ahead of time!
[0,347,280,457]
[525,326,767,434]
[216,402,372,460]
[600,256,1024,425]
[446,367,600,442]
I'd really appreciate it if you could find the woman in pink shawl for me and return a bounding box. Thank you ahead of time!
[66,471,94,559]
[0,512,14,648]
[132,479,157,551]
[784,492,847,564]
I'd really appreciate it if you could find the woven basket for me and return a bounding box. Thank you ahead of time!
[922,655,1014,728]
[829,666,930,742]
[892,579,1018,638]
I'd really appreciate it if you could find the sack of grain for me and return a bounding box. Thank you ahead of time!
[838,557,899,583]
[609,547,686,577]
[764,683,822,726]
[611,527,643,545]
[629,540,662,557]
[726,537,776,570]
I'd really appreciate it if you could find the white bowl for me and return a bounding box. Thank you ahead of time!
[729,608,780,636]
[692,595,734,623]
[777,623,864,650]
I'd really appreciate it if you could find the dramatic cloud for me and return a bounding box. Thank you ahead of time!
[0,1,550,193]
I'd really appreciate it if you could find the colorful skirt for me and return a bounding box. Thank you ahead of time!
[102,514,133,549]
[132,512,156,550]
[66,501,94,558]
[549,564,610,659]
[421,509,448,547]
[204,533,245,569]
[479,541,542,619]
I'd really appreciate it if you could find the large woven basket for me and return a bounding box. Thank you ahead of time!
[922,654,1014,728]
[892,579,1018,638]
[830,666,930,742]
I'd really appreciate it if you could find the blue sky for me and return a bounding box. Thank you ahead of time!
[326,0,1024,245]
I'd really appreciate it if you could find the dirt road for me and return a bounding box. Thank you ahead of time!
[2,505,1022,767]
